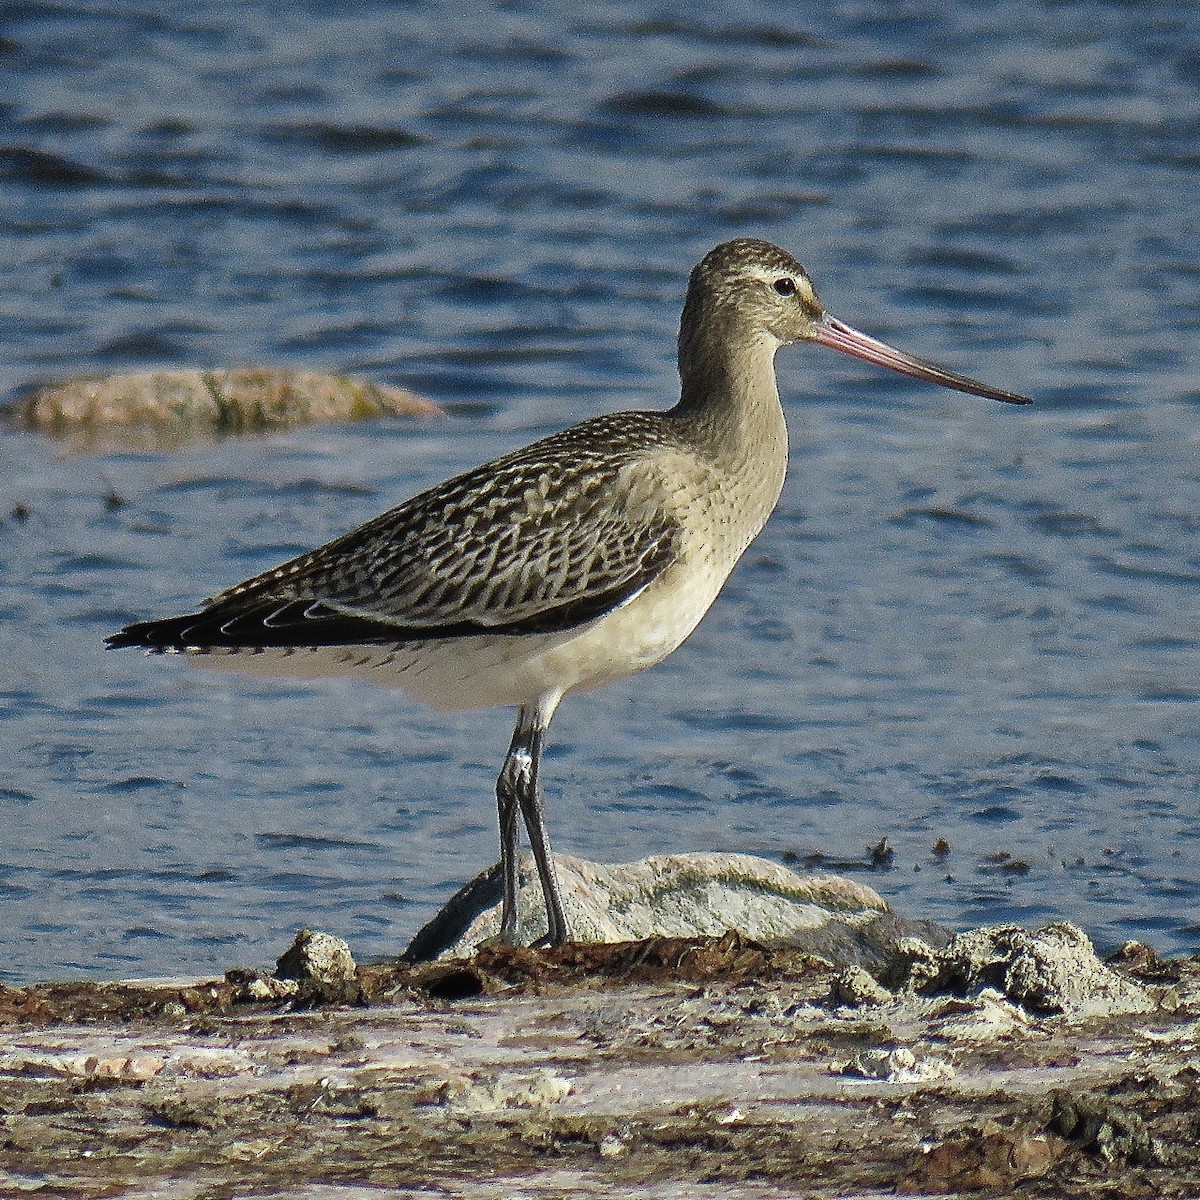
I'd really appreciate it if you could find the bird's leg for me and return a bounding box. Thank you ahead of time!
[516,719,571,948]
[496,702,570,947]
[495,744,521,943]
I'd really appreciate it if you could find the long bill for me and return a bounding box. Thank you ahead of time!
[813,314,1032,405]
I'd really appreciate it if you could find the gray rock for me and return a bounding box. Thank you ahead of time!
[1049,1090,1162,1165]
[831,964,893,1007]
[225,968,300,1003]
[403,852,952,968]
[275,929,357,986]
[889,923,1154,1018]
[839,1046,955,1084]
[882,935,943,990]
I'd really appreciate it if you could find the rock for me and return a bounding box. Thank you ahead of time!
[831,964,893,1007]
[838,1046,955,1084]
[1107,939,1183,983]
[905,1119,1065,1191]
[275,929,357,986]
[442,1070,573,1115]
[16,1053,165,1081]
[928,988,1033,1042]
[1047,1089,1161,1165]
[887,923,1155,1018]
[225,967,300,1004]
[11,367,440,445]
[880,935,942,990]
[0,938,1198,1197]
[404,852,950,966]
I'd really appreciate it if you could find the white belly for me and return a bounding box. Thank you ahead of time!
[182,549,735,714]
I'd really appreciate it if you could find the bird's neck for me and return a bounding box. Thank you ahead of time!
[671,326,789,476]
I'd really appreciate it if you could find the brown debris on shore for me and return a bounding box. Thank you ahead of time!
[1,927,1198,1199]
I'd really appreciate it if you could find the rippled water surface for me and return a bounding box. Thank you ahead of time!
[2,1,1198,982]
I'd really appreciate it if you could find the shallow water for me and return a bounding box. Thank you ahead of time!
[1,1,1198,982]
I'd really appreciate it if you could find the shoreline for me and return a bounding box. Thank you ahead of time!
[1,928,1198,1198]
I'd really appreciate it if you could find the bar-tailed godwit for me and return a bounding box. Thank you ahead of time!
[109,239,1031,946]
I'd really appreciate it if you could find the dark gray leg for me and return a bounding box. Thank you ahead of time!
[496,763,520,942]
[495,702,570,947]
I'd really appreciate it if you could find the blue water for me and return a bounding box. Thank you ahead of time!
[1,2,1198,983]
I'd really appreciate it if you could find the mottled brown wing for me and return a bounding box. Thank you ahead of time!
[108,416,683,651]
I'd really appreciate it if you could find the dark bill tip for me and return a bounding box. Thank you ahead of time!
[814,315,1033,406]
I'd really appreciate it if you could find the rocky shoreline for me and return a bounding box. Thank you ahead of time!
[1,917,1197,1199]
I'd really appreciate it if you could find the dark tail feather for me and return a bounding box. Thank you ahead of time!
[106,603,426,651]
[106,613,209,653]
[106,604,398,651]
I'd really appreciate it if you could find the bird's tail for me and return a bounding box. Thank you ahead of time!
[105,614,206,653]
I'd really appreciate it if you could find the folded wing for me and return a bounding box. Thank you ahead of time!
[108,422,682,653]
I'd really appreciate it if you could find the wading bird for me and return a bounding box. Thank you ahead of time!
[109,238,1031,946]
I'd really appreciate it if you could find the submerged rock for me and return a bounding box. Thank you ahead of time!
[403,852,951,967]
[12,367,439,445]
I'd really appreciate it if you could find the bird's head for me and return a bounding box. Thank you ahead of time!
[681,238,1032,405]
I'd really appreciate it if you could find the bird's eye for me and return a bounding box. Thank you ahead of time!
[773,277,797,296]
